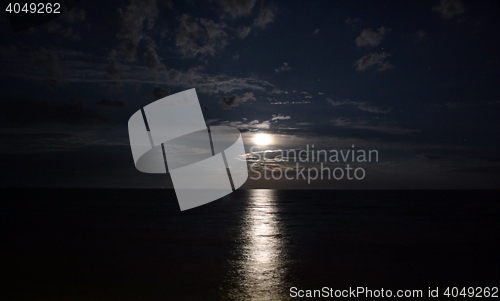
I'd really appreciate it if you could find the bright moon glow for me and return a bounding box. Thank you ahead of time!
[254,134,271,146]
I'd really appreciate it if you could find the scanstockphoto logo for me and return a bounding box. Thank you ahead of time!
[128,89,248,211]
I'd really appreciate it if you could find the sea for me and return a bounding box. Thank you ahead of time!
[1,189,499,300]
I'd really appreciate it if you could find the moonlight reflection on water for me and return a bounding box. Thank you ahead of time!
[232,189,289,300]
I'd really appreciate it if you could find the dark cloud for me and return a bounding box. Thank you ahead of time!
[433,0,465,19]
[241,92,256,102]
[355,27,390,47]
[331,118,419,135]
[96,98,126,108]
[201,18,227,39]
[62,7,86,24]
[175,14,228,58]
[105,50,127,79]
[220,91,256,109]
[355,124,419,135]
[152,87,170,100]
[253,5,275,28]
[143,46,166,72]
[237,26,252,38]
[116,0,159,61]
[44,22,82,41]
[355,52,392,71]
[345,18,360,26]
[43,8,86,41]
[218,0,257,18]
[1,98,106,125]
[30,48,64,85]
[327,98,391,113]
[221,94,241,109]
[195,74,272,95]
[175,14,204,57]
[275,62,291,73]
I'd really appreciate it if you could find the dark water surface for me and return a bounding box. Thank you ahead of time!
[1,189,499,300]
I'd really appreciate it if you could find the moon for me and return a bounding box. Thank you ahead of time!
[254,133,271,146]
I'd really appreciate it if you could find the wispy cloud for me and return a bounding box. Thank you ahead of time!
[355,52,392,71]
[220,91,257,109]
[275,62,291,73]
[355,26,390,47]
[327,98,391,113]
[433,0,465,19]
[218,0,257,18]
[30,47,65,86]
[331,118,419,135]
[253,5,276,28]
[271,114,291,121]
[115,0,159,61]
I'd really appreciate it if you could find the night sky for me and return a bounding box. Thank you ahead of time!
[0,0,499,188]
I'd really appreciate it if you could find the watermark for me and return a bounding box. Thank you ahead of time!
[128,89,249,211]
[249,144,378,183]
[289,286,499,298]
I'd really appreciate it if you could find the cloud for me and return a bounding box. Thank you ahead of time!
[143,46,166,72]
[5,48,275,96]
[327,98,391,113]
[115,0,159,61]
[345,18,360,26]
[355,26,390,47]
[30,48,65,85]
[220,91,257,109]
[216,114,293,131]
[218,0,257,18]
[105,50,127,79]
[152,87,170,99]
[254,6,275,28]
[220,94,242,109]
[175,14,228,58]
[270,88,287,94]
[237,26,252,38]
[355,52,392,71]
[433,0,465,19]
[275,62,291,73]
[271,114,291,121]
[45,23,82,41]
[435,100,500,109]
[241,92,256,102]
[313,28,320,34]
[1,98,106,125]
[331,117,351,126]
[331,118,419,135]
[195,74,273,94]
[96,98,126,108]
[219,119,271,130]
[174,14,204,57]
[201,18,227,39]
[62,8,86,24]
[43,8,86,41]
